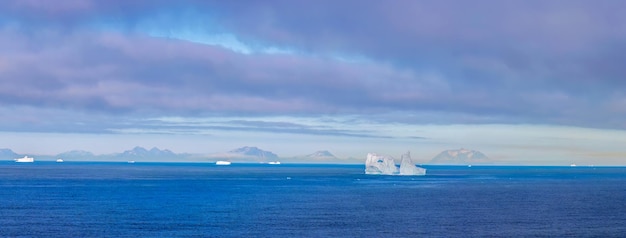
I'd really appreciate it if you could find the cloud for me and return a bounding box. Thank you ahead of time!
[0,28,448,114]
[1,0,626,131]
[122,117,398,138]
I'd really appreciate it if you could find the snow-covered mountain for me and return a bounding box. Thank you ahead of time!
[429,148,490,165]
[306,150,337,160]
[227,146,279,160]
[109,146,187,161]
[118,146,177,158]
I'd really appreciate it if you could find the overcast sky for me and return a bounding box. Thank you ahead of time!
[1,0,626,164]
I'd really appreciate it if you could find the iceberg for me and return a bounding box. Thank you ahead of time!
[215,160,231,165]
[365,152,426,176]
[14,156,34,163]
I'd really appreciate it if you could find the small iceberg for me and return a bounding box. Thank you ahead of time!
[216,161,231,165]
[14,156,34,163]
[268,161,281,165]
[56,159,64,163]
[127,161,135,164]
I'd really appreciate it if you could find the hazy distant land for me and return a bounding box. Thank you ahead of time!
[2,146,490,165]
[1,146,355,163]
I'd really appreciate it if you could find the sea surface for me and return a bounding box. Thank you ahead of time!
[1,162,625,237]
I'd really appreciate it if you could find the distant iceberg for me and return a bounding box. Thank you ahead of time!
[216,160,231,165]
[365,152,425,176]
[14,156,34,163]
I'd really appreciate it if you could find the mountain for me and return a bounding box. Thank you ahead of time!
[0,148,19,160]
[429,148,490,165]
[120,146,149,157]
[307,150,336,158]
[2,146,195,162]
[279,150,348,163]
[300,150,338,162]
[57,150,97,160]
[113,146,181,161]
[119,146,177,158]
[227,146,279,160]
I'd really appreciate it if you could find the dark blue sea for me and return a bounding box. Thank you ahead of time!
[1,162,625,237]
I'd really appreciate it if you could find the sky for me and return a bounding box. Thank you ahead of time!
[1,0,626,165]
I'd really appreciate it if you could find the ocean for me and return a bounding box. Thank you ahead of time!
[1,162,625,237]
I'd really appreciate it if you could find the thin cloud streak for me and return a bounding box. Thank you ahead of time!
[135,118,398,139]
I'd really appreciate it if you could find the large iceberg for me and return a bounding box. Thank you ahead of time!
[365,152,426,176]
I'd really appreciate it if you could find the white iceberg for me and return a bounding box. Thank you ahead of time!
[215,160,231,165]
[365,152,426,176]
[14,156,34,163]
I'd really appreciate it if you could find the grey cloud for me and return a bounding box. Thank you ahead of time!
[1,1,626,129]
[127,118,397,138]
[0,29,451,114]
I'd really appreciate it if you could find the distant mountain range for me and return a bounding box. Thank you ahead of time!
[429,148,490,165]
[1,146,355,163]
[119,146,179,159]
[204,146,279,163]
[0,147,194,162]
[208,147,345,163]
[1,146,493,164]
